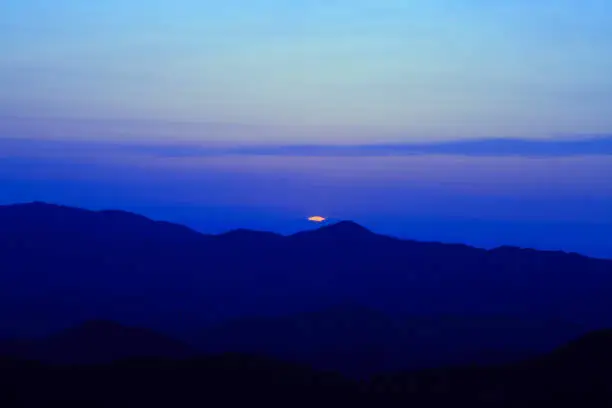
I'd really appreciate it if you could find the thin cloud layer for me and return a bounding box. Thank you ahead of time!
[1,136,611,159]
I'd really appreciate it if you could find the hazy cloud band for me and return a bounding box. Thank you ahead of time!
[1,136,611,159]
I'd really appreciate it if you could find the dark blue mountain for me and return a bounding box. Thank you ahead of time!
[0,201,610,374]
[197,304,582,375]
[3,326,612,406]
[0,320,196,364]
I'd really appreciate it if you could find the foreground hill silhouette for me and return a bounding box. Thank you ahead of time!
[0,354,359,408]
[370,328,612,406]
[2,327,612,407]
[0,201,611,373]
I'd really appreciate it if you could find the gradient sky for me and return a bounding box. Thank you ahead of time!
[2,0,612,141]
[1,1,611,257]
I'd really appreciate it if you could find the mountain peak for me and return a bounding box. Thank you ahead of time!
[319,220,373,235]
[290,220,376,241]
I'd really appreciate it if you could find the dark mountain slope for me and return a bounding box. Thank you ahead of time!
[0,308,581,376]
[0,201,209,246]
[0,320,197,364]
[0,354,360,408]
[2,328,612,407]
[0,201,610,343]
[197,305,582,375]
[371,329,612,406]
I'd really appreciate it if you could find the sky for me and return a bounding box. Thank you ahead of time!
[2,0,612,140]
[1,1,611,257]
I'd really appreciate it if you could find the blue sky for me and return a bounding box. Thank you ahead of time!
[2,0,612,141]
[1,1,611,257]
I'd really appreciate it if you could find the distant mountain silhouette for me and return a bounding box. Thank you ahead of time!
[219,228,284,240]
[0,201,611,374]
[291,220,377,239]
[0,320,196,364]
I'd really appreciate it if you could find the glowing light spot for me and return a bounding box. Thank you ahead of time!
[308,216,326,223]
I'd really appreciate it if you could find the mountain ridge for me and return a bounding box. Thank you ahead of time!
[0,200,611,361]
[0,315,599,374]
[0,201,603,259]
